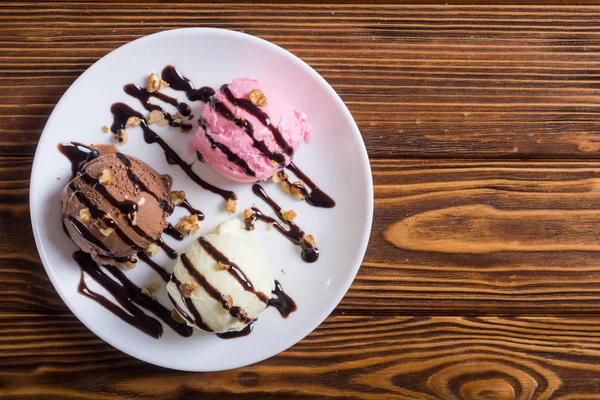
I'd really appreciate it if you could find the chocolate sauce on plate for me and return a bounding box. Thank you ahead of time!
[249,184,319,263]
[216,321,255,339]
[137,251,170,282]
[161,65,215,103]
[163,223,184,241]
[124,84,193,131]
[74,251,192,338]
[110,103,237,202]
[177,198,204,218]
[285,162,336,209]
[58,141,100,179]
[269,280,297,318]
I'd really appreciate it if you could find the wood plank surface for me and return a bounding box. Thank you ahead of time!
[3,3,600,158]
[4,2,600,399]
[3,313,600,399]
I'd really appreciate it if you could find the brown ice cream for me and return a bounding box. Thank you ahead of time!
[61,151,173,264]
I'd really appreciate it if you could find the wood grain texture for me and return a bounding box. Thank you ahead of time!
[4,313,600,399]
[4,2,600,399]
[3,3,600,157]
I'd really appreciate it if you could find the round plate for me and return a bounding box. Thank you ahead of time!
[30,28,373,371]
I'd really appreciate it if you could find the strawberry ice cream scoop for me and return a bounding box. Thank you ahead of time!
[192,78,310,183]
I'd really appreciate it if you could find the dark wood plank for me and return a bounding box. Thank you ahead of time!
[6,156,600,315]
[3,312,600,399]
[3,3,600,157]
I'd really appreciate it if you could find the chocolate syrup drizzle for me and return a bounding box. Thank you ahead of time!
[110,103,237,202]
[161,65,215,103]
[284,162,336,209]
[163,223,184,241]
[137,251,170,282]
[124,84,193,131]
[59,141,100,179]
[197,236,269,303]
[216,321,254,339]
[269,280,297,318]
[249,184,319,263]
[74,251,192,338]
[178,199,204,217]
[170,275,212,332]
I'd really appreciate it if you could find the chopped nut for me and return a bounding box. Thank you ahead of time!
[98,169,113,185]
[79,208,91,224]
[129,211,138,226]
[272,171,288,183]
[126,116,140,127]
[175,215,199,234]
[121,260,136,269]
[282,209,297,221]
[225,198,237,214]
[102,125,109,133]
[216,261,230,271]
[281,269,286,275]
[147,109,166,125]
[173,112,182,121]
[171,309,186,323]
[159,79,169,90]
[171,190,186,206]
[270,160,278,167]
[249,89,267,107]
[280,180,306,200]
[95,220,114,237]
[141,286,153,297]
[147,72,161,92]
[149,282,161,293]
[243,208,256,220]
[181,281,198,297]
[301,234,317,247]
[222,294,233,309]
[115,129,128,144]
[146,242,160,257]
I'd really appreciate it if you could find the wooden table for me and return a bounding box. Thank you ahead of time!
[3,2,600,399]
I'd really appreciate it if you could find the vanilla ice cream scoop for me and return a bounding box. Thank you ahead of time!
[166,219,275,333]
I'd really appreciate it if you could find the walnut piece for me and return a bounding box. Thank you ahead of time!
[181,281,199,297]
[147,73,163,93]
[126,116,140,127]
[222,294,233,309]
[171,190,186,206]
[98,169,113,185]
[129,211,138,226]
[115,129,128,144]
[249,89,267,107]
[140,286,153,297]
[225,198,237,214]
[216,261,230,271]
[301,234,316,247]
[281,209,297,222]
[79,208,91,224]
[149,282,161,293]
[271,171,288,183]
[243,208,255,220]
[147,110,167,126]
[102,125,109,133]
[280,180,306,200]
[171,309,186,323]
[175,215,199,234]
[146,243,160,257]
[95,220,114,237]
[121,260,136,269]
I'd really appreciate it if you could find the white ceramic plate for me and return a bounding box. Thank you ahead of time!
[30,28,372,371]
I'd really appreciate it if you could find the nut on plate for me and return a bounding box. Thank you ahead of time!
[126,116,140,127]
[115,129,128,144]
[146,242,160,257]
[171,190,186,206]
[148,110,168,126]
[147,72,168,93]
[301,234,317,247]
[121,260,137,269]
[225,198,237,214]
[281,209,297,222]
[175,215,199,234]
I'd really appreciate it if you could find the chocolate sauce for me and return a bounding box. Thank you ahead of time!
[177,199,204,218]
[74,251,193,338]
[66,214,111,253]
[163,223,184,241]
[58,142,99,179]
[110,103,237,202]
[124,84,193,131]
[170,275,213,332]
[137,251,170,282]
[200,118,256,177]
[114,152,173,213]
[249,184,319,263]
[180,253,233,311]
[216,321,255,339]
[285,162,336,209]
[207,97,285,164]
[155,236,177,260]
[161,65,215,102]
[221,84,293,156]
[268,280,297,318]
[197,236,269,303]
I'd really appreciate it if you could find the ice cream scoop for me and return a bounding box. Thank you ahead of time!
[166,219,275,333]
[61,149,173,265]
[192,78,311,183]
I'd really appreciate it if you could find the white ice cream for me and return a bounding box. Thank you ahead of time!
[167,219,275,333]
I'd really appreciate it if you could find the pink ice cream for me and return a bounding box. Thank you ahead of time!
[193,78,311,182]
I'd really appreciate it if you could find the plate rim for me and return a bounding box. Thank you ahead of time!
[29,27,374,371]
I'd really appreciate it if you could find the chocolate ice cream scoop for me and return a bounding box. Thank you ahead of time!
[61,150,173,264]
